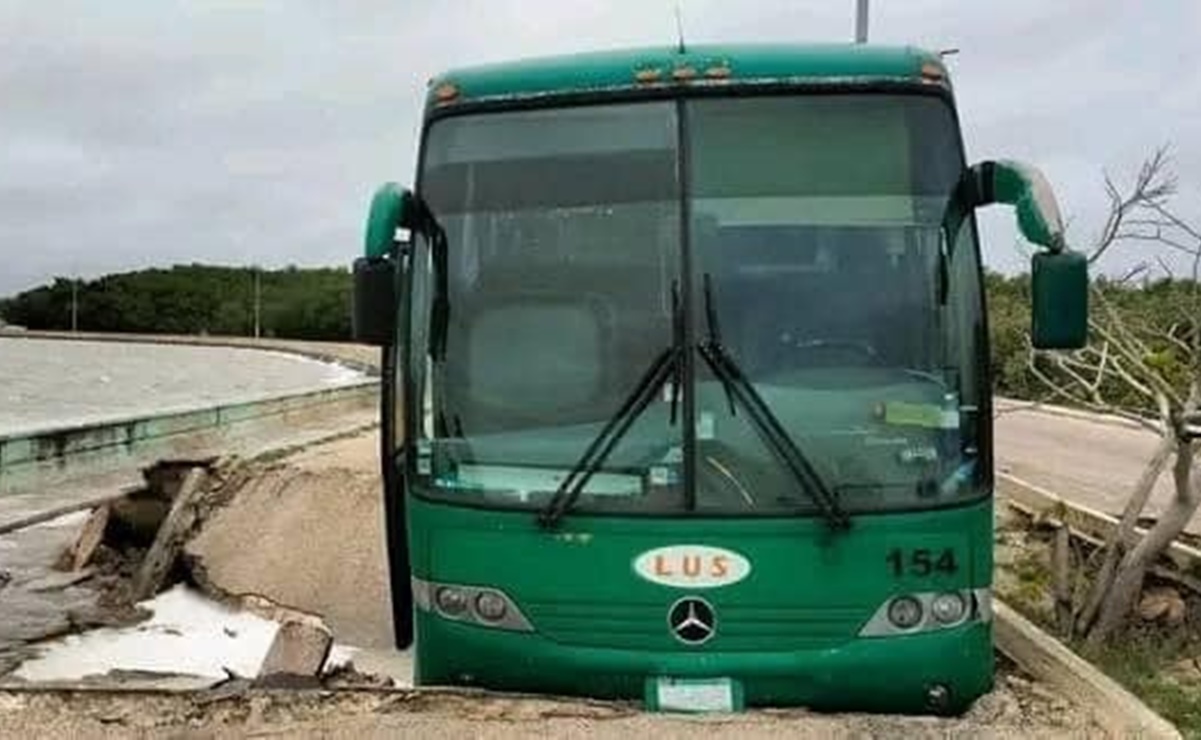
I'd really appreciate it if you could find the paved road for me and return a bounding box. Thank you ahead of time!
[994,400,1198,535]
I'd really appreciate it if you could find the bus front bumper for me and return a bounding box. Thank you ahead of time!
[414,616,994,715]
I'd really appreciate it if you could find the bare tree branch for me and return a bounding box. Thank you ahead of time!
[1110,357,1157,401]
[1089,147,1177,265]
[1148,200,1201,246]
[1090,318,1183,407]
[1115,262,1150,285]
[1027,351,1166,435]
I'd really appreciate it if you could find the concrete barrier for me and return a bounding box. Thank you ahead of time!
[0,329,381,374]
[994,599,1182,739]
[0,381,379,496]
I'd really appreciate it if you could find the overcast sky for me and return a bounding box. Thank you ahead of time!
[1,1,1198,296]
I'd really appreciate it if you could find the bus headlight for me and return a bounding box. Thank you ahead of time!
[413,576,534,632]
[887,596,923,629]
[436,586,469,615]
[931,592,967,624]
[859,589,990,637]
[475,591,508,621]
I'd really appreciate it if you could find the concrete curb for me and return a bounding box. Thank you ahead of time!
[0,381,378,496]
[993,599,1182,739]
[998,472,1201,582]
[994,396,1157,433]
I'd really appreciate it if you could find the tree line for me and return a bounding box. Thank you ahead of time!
[0,264,352,341]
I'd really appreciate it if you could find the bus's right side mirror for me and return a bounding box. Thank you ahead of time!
[352,182,413,346]
[1031,250,1088,350]
[352,254,397,346]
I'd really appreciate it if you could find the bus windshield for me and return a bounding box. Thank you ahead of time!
[408,93,987,517]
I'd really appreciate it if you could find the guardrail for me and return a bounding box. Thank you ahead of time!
[0,380,379,496]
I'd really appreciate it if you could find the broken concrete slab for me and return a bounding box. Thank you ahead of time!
[185,432,393,649]
[0,518,101,656]
[255,621,334,688]
[131,466,208,602]
[57,505,109,572]
[8,585,280,684]
[24,569,95,594]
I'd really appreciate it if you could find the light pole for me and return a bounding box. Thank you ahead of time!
[253,266,262,339]
[855,0,869,43]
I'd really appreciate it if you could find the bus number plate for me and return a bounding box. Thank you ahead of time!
[651,677,737,713]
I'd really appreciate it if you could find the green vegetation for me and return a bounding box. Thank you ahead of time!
[997,519,1201,738]
[0,264,352,341]
[1086,634,1201,740]
[987,270,1199,412]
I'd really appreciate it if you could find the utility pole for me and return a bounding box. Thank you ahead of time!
[70,278,78,332]
[253,267,262,339]
[855,0,869,43]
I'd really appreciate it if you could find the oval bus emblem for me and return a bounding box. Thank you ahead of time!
[632,545,751,588]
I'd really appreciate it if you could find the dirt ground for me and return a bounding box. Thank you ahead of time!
[0,671,1108,740]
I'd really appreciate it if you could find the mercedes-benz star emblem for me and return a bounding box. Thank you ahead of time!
[668,597,716,645]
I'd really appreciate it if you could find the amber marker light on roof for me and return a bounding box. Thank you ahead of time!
[704,63,732,79]
[634,67,663,83]
[671,65,698,81]
[433,82,460,102]
[919,62,946,84]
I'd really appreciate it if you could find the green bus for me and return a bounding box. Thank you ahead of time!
[352,42,1087,715]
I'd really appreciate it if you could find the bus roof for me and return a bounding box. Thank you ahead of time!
[424,43,950,112]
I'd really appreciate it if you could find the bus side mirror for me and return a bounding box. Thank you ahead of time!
[1031,250,1088,350]
[953,159,1089,350]
[353,254,398,345]
[353,183,413,346]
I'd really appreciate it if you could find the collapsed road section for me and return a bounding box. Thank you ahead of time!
[0,427,1141,736]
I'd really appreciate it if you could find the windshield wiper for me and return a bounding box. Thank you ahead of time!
[537,284,684,529]
[697,274,851,531]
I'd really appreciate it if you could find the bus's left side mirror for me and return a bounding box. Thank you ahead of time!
[953,160,1089,350]
[352,183,413,346]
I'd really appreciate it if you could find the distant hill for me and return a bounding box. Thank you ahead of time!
[0,264,351,341]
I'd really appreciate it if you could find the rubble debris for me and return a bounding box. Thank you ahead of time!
[255,621,333,689]
[321,661,395,690]
[131,466,209,602]
[24,569,95,593]
[142,458,218,501]
[55,505,109,572]
[1137,586,1187,625]
[1166,656,1201,686]
[106,492,170,547]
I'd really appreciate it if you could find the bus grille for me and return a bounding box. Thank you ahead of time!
[523,601,869,651]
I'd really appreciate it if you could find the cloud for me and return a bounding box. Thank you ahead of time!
[1,1,1199,294]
